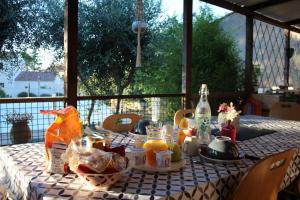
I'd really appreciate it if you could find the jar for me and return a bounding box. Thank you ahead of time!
[143,127,168,167]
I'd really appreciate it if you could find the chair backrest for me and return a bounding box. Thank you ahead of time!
[233,148,296,200]
[0,186,7,200]
[243,96,262,115]
[102,114,142,132]
[269,102,300,121]
[174,109,195,127]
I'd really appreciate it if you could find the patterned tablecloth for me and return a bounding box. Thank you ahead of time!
[1,115,300,200]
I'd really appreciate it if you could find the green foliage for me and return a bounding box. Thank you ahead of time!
[77,0,162,96]
[17,92,37,97]
[0,88,6,98]
[134,17,182,94]
[21,50,42,71]
[135,6,243,95]
[1,0,162,99]
[55,92,64,96]
[40,93,51,97]
[191,7,243,93]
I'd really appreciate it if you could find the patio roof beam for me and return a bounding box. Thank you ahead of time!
[284,18,300,26]
[245,15,254,95]
[182,0,193,109]
[64,0,78,108]
[247,0,293,11]
[199,0,300,34]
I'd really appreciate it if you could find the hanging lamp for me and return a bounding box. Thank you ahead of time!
[132,0,147,67]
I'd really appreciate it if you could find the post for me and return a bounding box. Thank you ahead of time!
[245,15,254,95]
[182,0,193,109]
[284,29,290,87]
[64,0,78,107]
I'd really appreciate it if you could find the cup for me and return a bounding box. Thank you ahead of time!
[131,148,146,166]
[156,150,172,168]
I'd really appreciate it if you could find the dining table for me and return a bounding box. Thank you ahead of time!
[0,115,300,200]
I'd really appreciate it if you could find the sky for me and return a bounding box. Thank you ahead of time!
[161,0,231,18]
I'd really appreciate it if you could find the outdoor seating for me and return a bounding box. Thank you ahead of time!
[233,148,296,200]
[102,113,142,132]
[174,108,195,126]
[269,102,300,121]
[1,0,300,199]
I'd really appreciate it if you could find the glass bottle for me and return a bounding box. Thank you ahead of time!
[195,84,211,144]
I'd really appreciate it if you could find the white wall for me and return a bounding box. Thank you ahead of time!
[11,79,64,97]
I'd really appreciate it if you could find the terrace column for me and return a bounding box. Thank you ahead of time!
[245,15,254,95]
[182,0,193,109]
[284,29,291,87]
[64,0,78,108]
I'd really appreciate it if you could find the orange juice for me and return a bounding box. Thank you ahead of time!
[143,127,168,167]
[143,139,168,167]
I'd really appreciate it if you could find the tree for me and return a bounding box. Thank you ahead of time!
[0,0,63,74]
[17,91,37,97]
[1,0,163,119]
[135,6,243,94]
[77,0,162,114]
[191,7,243,93]
[0,88,6,98]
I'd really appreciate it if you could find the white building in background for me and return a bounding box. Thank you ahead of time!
[11,71,64,97]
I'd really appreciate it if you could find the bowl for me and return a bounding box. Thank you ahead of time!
[207,136,239,160]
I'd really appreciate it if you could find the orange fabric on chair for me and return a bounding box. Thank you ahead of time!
[233,148,296,200]
[269,102,300,121]
[243,97,262,115]
[102,114,142,132]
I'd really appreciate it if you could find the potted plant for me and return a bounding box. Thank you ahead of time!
[6,112,33,144]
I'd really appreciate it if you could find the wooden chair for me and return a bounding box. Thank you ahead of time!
[0,186,7,200]
[243,96,263,115]
[102,114,142,132]
[174,109,195,127]
[233,148,296,200]
[269,102,300,121]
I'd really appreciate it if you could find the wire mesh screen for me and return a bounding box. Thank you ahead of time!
[0,100,64,146]
[253,20,285,92]
[77,96,184,126]
[290,31,300,90]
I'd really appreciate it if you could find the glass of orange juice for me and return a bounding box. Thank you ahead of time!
[143,126,168,167]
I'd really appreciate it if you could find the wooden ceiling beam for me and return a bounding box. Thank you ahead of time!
[199,0,300,33]
[247,0,294,11]
[284,18,300,26]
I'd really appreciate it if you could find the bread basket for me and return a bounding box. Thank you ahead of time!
[75,159,131,190]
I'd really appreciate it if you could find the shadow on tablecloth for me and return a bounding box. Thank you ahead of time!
[212,126,276,141]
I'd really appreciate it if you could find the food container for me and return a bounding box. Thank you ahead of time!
[131,148,146,166]
[183,136,199,156]
[156,150,172,168]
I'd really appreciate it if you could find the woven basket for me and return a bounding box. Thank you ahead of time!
[75,163,131,190]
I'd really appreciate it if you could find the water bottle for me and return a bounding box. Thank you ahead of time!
[195,84,211,144]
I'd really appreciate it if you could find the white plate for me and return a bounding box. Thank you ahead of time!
[133,160,185,173]
[199,151,245,164]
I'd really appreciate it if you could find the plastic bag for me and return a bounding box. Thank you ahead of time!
[40,106,82,173]
[62,140,128,174]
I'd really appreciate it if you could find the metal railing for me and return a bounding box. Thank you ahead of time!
[0,92,246,146]
[0,94,185,146]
